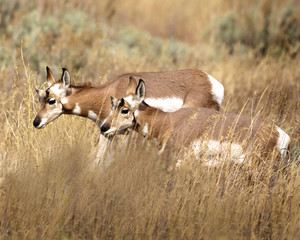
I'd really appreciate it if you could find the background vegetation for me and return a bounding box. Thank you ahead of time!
[0,0,299,239]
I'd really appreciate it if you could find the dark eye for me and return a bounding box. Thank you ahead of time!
[121,109,129,114]
[48,99,56,105]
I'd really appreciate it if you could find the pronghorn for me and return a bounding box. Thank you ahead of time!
[101,78,290,166]
[33,67,224,130]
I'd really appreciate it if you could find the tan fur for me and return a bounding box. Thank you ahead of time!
[136,106,279,157]
[116,69,220,110]
[46,67,56,86]
[34,68,223,129]
[104,80,285,163]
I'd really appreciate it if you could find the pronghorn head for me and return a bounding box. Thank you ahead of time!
[100,77,145,137]
[33,67,71,129]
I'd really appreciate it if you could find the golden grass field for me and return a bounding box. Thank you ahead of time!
[0,0,300,239]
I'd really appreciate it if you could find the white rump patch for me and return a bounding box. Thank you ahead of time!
[73,103,81,115]
[88,110,98,122]
[206,73,224,108]
[276,127,290,160]
[192,140,245,166]
[144,97,183,112]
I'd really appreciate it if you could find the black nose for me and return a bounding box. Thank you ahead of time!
[33,116,41,128]
[100,123,110,133]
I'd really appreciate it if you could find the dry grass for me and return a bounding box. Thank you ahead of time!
[0,0,300,239]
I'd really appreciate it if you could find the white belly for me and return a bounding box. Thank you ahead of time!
[144,97,184,112]
[191,139,245,166]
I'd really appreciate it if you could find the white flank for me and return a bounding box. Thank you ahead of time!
[192,140,245,166]
[206,73,224,108]
[276,126,290,160]
[73,103,81,115]
[88,110,98,122]
[144,97,184,112]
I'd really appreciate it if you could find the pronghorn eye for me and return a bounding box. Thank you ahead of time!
[121,109,129,114]
[48,99,56,105]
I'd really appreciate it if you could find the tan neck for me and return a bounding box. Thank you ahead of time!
[134,102,171,141]
[62,85,113,125]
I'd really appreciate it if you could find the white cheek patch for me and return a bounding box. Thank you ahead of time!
[144,98,183,112]
[38,106,63,128]
[121,122,134,130]
[73,103,81,115]
[103,127,116,134]
[88,110,98,122]
[206,73,224,108]
[276,126,290,160]
[38,118,48,128]
[191,140,245,166]
[134,109,139,117]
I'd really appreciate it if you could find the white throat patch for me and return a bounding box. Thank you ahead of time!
[61,97,68,104]
[73,103,81,115]
[141,123,149,136]
[88,110,98,122]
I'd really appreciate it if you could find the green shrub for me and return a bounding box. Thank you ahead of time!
[212,3,300,57]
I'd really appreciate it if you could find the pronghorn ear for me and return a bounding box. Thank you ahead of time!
[46,66,56,87]
[136,79,145,102]
[35,89,44,97]
[119,98,125,107]
[61,68,71,88]
[126,76,138,95]
[110,96,118,109]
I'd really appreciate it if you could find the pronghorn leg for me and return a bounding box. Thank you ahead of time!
[157,144,166,155]
[96,134,112,166]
